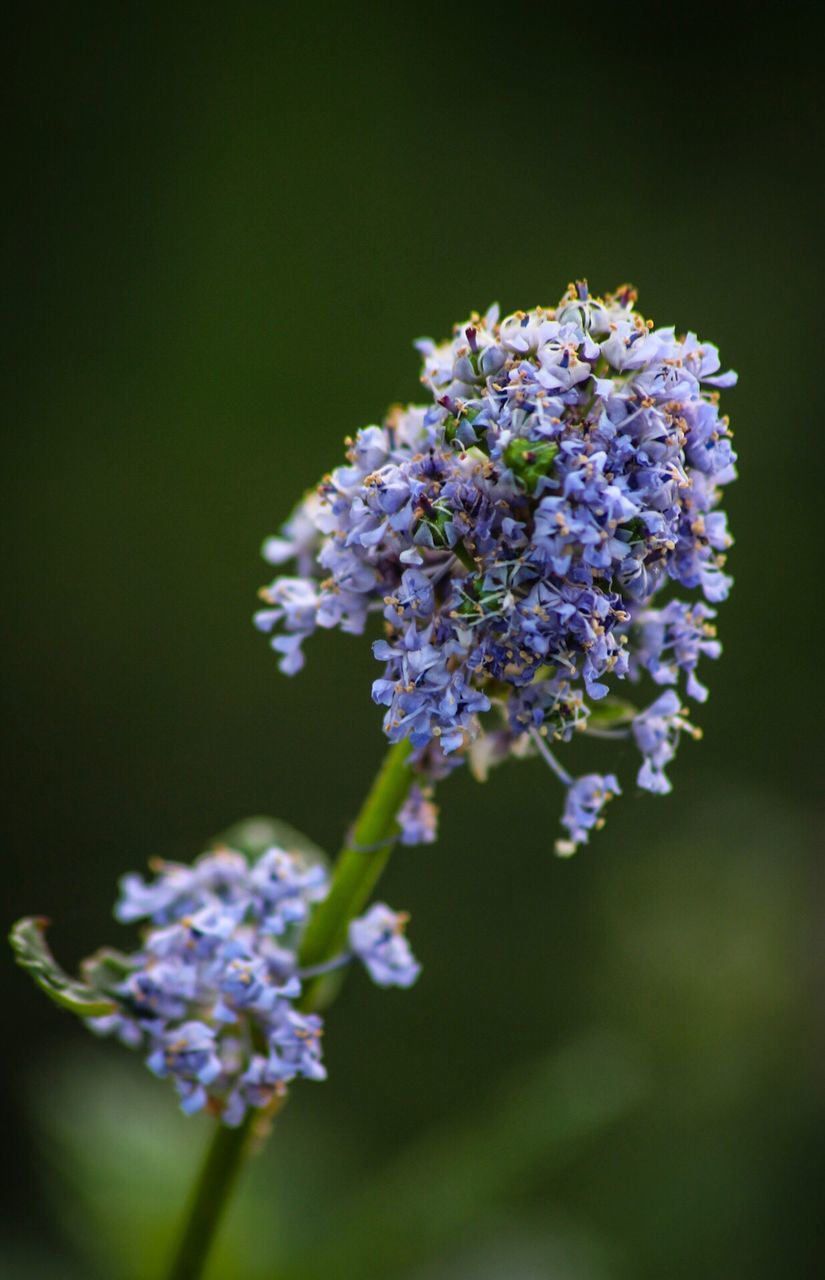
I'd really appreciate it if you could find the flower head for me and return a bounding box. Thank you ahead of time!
[86,845,419,1124]
[257,282,736,853]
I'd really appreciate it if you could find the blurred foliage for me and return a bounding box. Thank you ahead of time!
[4,2,823,1277]
[214,814,330,868]
[27,1033,644,1279]
[7,788,822,1277]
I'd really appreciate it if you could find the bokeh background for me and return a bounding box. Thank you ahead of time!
[4,5,823,1277]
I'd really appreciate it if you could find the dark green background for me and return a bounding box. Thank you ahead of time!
[4,5,823,1278]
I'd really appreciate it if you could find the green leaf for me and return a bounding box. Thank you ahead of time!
[587,695,638,727]
[291,1033,647,1279]
[9,917,117,1017]
[211,815,329,870]
[80,946,137,996]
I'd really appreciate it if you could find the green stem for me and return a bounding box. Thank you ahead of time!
[297,736,413,1008]
[164,1113,256,1280]
[162,737,415,1280]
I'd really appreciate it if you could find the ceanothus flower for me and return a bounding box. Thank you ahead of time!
[632,690,699,795]
[556,773,621,858]
[349,904,421,988]
[257,282,737,853]
[397,785,438,846]
[146,1020,222,1115]
[85,844,420,1124]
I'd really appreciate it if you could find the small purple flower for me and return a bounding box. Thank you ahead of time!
[268,1010,327,1082]
[211,946,299,1024]
[120,959,198,1021]
[249,847,327,935]
[146,1020,223,1114]
[86,1012,144,1049]
[632,690,698,795]
[115,865,198,925]
[397,785,438,846]
[349,904,421,988]
[556,774,621,857]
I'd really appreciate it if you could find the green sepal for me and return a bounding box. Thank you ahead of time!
[9,917,118,1017]
[619,516,647,545]
[412,498,453,551]
[503,439,559,493]
[211,814,329,872]
[455,573,502,616]
[444,408,483,448]
[414,504,478,566]
[443,415,460,445]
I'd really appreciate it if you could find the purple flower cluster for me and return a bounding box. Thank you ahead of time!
[256,283,736,853]
[87,846,419,1125]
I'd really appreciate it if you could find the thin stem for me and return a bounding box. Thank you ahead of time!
[298,736,414,1010]
[164,1112,255,1280]
[529,726,572,786]
[296,952,351,980]
[582,726,630,741]
[162,736,416,1280]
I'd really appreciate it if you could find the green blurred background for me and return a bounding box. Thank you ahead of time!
[4,4,823,1277]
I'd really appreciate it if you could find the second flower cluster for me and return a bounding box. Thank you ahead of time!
[88,845,420,1126]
